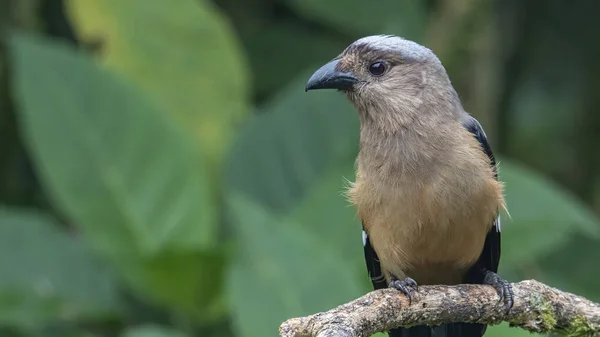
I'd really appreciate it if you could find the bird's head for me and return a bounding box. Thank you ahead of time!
[306,35,456,127]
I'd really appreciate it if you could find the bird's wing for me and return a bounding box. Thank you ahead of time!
[462,114,501,276]
[362,226,388,290]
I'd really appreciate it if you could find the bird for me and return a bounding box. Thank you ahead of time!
[304,35,514,337]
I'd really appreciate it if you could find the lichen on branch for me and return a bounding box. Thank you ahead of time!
[279,280,600,337]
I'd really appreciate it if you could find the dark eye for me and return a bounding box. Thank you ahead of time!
[368,62,386,76]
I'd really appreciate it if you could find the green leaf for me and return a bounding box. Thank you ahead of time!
[0,208,120,330]
[287,166,366,284]
[226,69,359,213]
[283,0,427,39]
[122,325,189,337]
[9,31,215,256]
[485,323,545,337]
[226,195,364,337]
[244,21,347,97]
[9,32,220,318]
[65,0,250,177]
[537,233,600,302]
[131,250,227,321]
[498,159,600,267]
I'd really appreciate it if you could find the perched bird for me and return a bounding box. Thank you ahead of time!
[305,35,513,337]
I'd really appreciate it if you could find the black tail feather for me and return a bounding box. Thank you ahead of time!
[388,323,486,337]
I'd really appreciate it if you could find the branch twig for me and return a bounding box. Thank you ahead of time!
[279,280,600,337]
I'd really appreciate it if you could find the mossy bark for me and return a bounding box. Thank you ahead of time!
[280,280,600,337]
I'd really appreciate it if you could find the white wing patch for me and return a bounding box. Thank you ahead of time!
[362,230,367,246]
[495,215,501,232]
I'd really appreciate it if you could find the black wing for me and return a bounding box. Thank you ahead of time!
[462,114,501,279]
[362,226,387,290]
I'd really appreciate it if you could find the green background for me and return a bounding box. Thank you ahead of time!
[0,0,599,336]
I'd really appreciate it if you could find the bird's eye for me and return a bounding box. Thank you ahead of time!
[368,62,386,76]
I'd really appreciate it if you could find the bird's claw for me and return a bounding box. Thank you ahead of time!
[389,276,419,305]
[483,270,514,313]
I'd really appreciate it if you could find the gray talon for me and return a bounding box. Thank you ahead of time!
[389,276,419,305]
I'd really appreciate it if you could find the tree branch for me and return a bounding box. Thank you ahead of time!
[279,280,600,337]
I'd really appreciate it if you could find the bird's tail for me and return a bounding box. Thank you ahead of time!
[389,323,486,337]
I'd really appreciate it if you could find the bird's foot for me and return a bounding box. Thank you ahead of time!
[388,276,418,305]
[483,269,514,313]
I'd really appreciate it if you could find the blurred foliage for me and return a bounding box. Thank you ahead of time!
[65,0,250,180]
[226,195,364,337]
[9,31,223,322]
[0,1,599,337]
[283,0,427,40]
[0,208,119,331]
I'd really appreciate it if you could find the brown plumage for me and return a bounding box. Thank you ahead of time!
[305,35,513,337]
[348,120,503,284]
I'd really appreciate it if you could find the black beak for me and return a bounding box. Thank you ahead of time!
[305,59,359,92]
